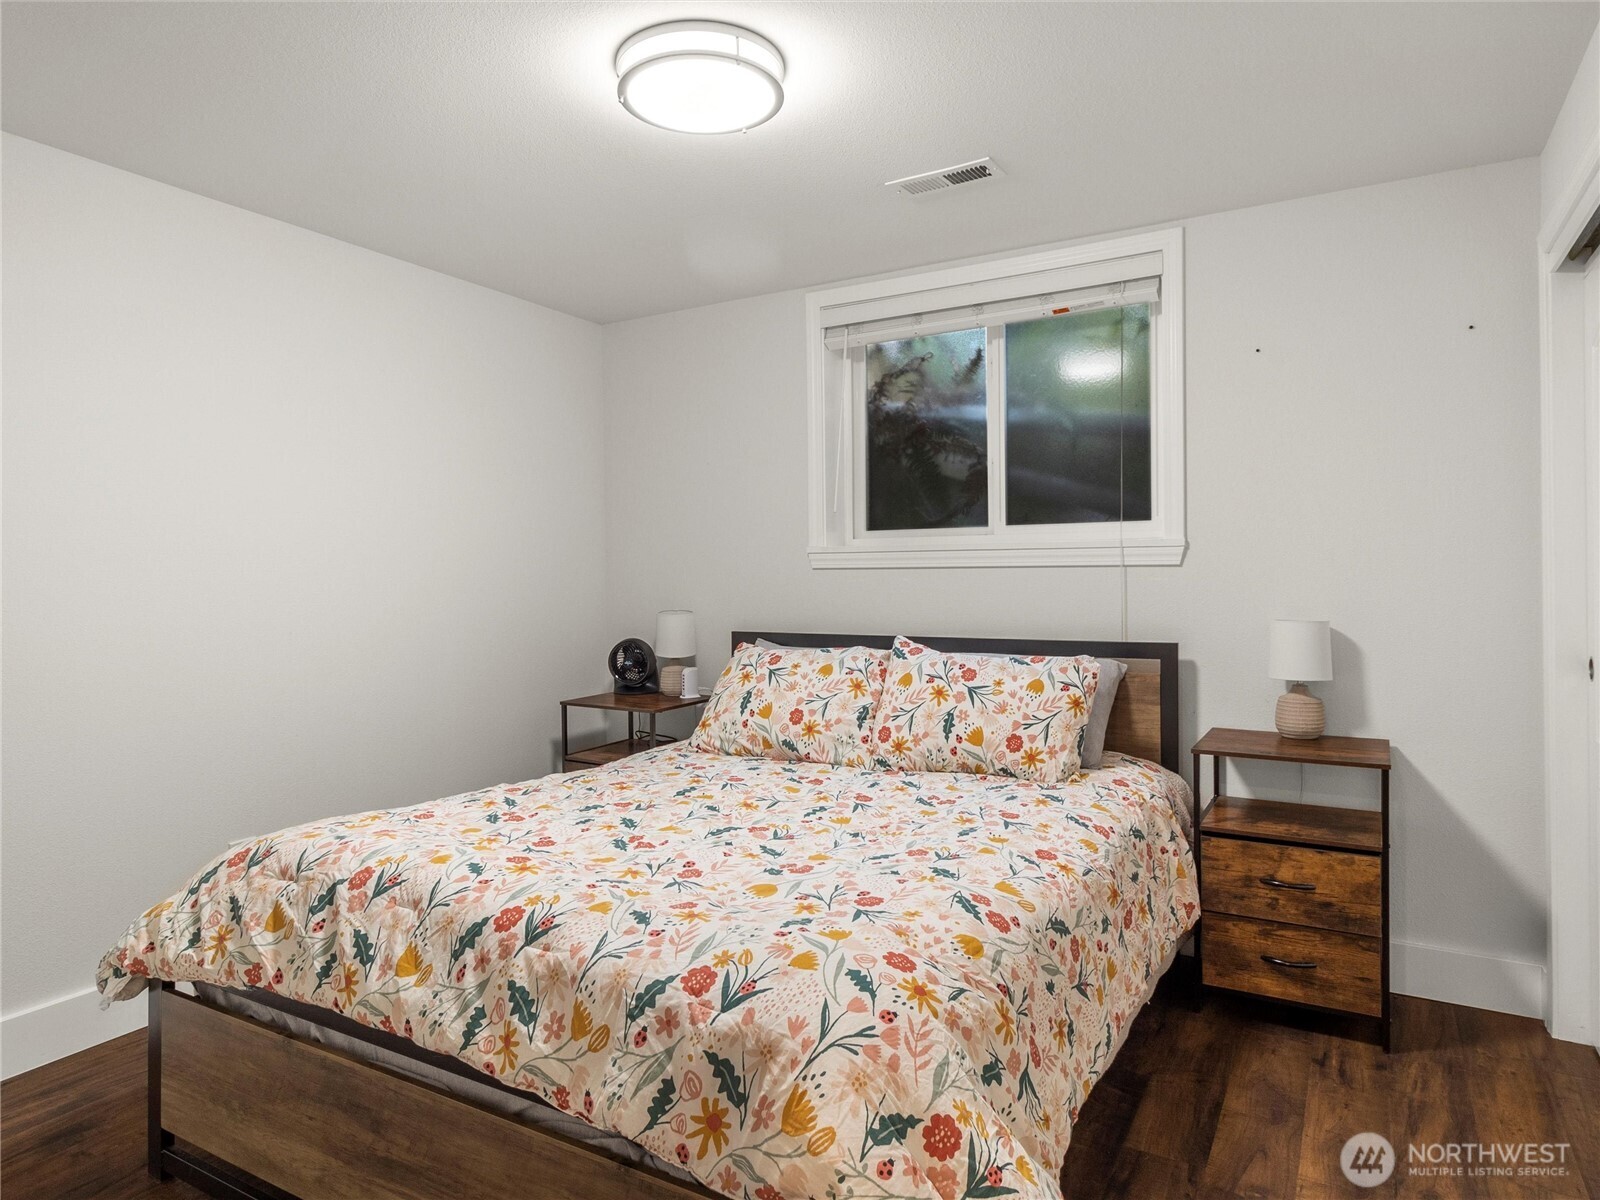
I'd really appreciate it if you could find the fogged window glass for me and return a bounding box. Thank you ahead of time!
[1004,305,1151,525]
[864,329,988,530]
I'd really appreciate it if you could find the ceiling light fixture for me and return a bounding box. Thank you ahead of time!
[615,20,785,134]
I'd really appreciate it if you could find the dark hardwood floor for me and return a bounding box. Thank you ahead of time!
[5,972,1598,1199]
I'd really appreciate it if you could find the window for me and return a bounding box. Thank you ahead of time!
[807,228,1184,567]
[865,328,988,530]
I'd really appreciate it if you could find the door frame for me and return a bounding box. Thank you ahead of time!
[1539,137,1600,1048]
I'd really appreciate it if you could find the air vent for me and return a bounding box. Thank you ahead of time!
[885,158,1005,199]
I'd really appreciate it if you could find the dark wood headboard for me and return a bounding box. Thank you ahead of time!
[731,632,1180,774]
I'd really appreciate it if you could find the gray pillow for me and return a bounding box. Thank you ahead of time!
[756,637,848,651]
[1079,658,1128,770]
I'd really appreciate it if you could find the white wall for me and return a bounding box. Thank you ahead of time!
[1,135,609,1074]
[0,131,1556,1077]
[603,158,1549,1018]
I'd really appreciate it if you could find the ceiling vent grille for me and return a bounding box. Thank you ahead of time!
[886,158,1004,199]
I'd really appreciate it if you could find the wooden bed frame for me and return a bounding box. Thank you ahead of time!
[147,632,1181,1200]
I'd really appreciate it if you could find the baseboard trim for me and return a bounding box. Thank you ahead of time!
[1391,938,1546,1020]
[1,985,146,1080]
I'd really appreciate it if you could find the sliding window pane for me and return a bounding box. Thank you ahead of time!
[1004,304,1151,525]
[864,329,988,530]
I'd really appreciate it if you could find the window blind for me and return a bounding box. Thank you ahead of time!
[822,275,1160,351]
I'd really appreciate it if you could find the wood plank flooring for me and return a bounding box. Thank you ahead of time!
[5,971,1598,1199]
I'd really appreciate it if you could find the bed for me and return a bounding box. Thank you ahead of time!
[99,632,1196,1200]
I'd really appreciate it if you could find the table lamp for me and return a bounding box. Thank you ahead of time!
[655,610,696,698]
[1269,619,1332,739]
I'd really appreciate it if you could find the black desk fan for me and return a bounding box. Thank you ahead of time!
[608,638,659,694]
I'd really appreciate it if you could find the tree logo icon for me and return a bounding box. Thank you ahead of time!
[1341,1132,1396,1186]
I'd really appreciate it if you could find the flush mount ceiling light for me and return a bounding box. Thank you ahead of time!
[615,20,785,134]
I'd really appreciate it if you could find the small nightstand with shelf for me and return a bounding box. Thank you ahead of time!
[1192,726,1392,1050]
[559,691,709,773]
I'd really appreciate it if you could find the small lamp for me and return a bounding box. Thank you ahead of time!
[655,610,696,698]
[1269,619,1332,739]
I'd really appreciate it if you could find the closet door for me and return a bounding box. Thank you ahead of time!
[1586,249,1599,1055]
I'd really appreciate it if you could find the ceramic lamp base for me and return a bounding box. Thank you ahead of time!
[658,664,684,698]
[1275,684,1325,739]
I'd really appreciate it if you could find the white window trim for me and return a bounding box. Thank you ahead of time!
[806,227,1186,569]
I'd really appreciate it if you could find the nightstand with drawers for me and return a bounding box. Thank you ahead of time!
[1192,727,1392,1050]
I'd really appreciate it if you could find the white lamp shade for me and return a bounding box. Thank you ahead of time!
[655,610,697,659]
[1268,619,1332,682]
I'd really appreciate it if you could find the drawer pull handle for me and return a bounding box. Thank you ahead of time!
[1259,876,1316,891]
[1261,954,1318,970]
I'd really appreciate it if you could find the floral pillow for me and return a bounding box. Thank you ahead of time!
[870,635,1101,783]
[689,642,887,767]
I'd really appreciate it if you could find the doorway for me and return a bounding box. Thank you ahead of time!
[1586,245,1599,1053]
[1542,191,1600,1049]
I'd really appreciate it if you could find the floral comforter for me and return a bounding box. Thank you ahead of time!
[99,745,1197,1200]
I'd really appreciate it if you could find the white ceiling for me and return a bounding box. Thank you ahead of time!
[4,2,1595,323]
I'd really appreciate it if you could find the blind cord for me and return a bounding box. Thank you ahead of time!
[1117,310,1129,641]
[830,344,848,515]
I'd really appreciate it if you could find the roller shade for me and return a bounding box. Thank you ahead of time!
[823,275,1160,351]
